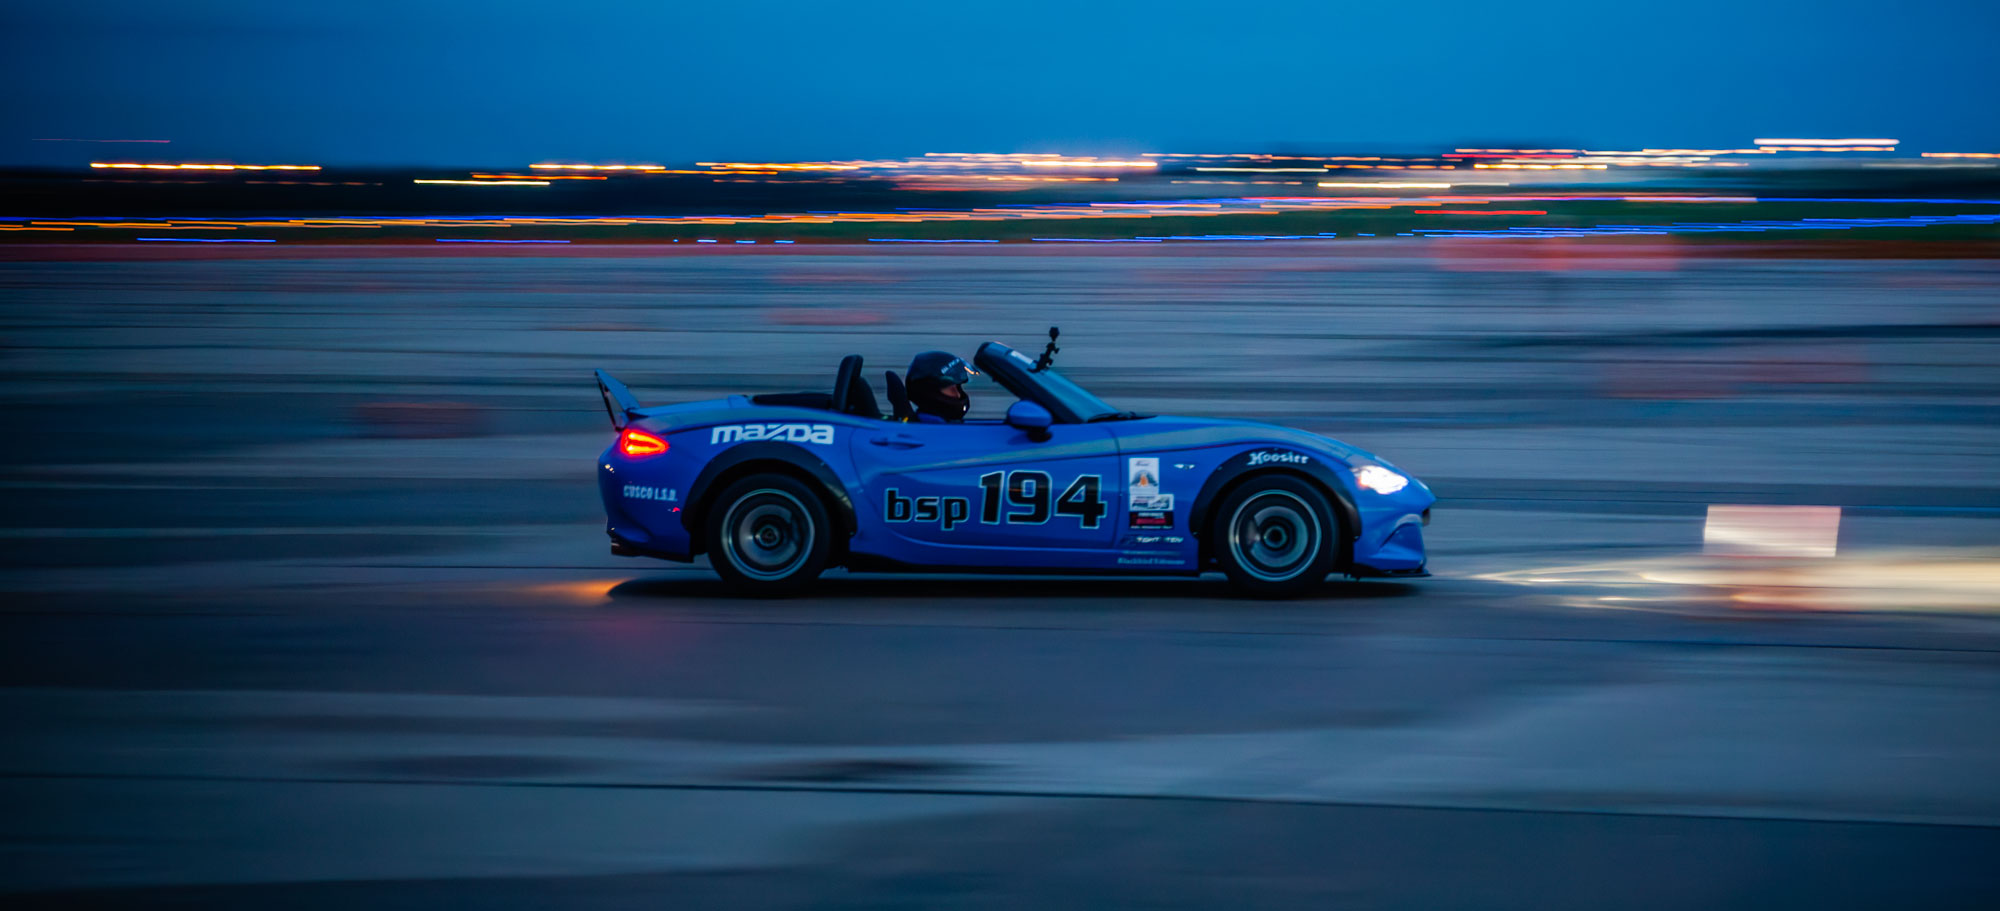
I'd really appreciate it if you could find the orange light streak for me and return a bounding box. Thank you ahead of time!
[1757,146,1896,152]
[698,162,862,171]
[1017,160,1156,168]
[529,163,668,171]
[1753,138,1897,146]
[91,162,320,170]
[413,179,549,186]
[473,173,607,180]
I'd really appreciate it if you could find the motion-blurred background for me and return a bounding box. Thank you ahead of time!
[3,2,1999,908]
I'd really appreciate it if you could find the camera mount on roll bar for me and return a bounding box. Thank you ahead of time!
[1032,326,1059,373]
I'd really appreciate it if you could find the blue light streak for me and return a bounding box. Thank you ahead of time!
[1030,237,1161,243]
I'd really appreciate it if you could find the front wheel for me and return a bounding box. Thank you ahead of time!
[1211,475,1340,598]
[705,474,832,596]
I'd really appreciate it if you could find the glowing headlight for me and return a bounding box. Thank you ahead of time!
[1353,464,1409,495]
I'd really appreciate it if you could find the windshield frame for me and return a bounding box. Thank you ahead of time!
[973,341,1119,424]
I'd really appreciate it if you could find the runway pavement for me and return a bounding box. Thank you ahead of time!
[3,245,1999,907]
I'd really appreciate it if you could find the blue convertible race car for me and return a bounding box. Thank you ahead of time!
[593,333,1432,597]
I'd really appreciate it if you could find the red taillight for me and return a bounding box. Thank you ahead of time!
[619,428,668,458]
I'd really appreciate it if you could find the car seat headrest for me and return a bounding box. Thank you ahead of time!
[883,370,913,421]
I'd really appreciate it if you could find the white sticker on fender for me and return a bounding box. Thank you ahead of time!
[1128,457,1161,509]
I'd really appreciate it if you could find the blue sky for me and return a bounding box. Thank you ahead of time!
[3,0,1995,166]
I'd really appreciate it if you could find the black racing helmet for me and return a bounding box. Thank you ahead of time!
[906,350,976,421]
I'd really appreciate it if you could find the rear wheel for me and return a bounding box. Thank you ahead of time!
[1212,475,1339,598]
[706,474,831,597]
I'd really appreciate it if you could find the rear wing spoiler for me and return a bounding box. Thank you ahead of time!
[594,369,642,430]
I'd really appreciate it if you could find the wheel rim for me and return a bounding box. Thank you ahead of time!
[1228,491,1322,582]
[722,489,814,580]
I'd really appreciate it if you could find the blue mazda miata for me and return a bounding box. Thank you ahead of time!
[594,333,1432,597]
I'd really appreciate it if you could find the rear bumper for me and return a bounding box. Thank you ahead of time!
[608,528,691,562]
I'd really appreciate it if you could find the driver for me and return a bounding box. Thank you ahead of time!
[906,350,976,423]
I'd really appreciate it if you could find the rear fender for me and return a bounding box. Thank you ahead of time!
[683,441,857,555]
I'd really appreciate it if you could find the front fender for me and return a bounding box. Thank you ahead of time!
[1189,448,1362,567]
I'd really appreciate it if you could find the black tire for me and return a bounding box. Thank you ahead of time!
[705,473,832,597]
[1211,474,1340,598]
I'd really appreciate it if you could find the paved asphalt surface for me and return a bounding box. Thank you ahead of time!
[3,245,1999,908]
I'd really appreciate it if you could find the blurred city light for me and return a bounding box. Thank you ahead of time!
[1703,505,1842,559]
[90,162,321,170]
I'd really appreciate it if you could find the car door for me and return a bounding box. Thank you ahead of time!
[849,419,1120,555]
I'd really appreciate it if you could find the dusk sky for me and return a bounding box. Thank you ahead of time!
[4,0,1997,166]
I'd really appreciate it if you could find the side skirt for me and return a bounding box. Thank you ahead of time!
[1346,565,1430,578]
[841,553,1204,577]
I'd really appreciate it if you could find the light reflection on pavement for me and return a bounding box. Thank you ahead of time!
[1478,549,2000,614]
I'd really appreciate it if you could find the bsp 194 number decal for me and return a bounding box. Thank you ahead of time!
[980,471,1106,528]
[885,489,972,530]
[886,472,1107,531]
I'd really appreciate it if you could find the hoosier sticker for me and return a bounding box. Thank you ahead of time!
[1248,450,1308,466]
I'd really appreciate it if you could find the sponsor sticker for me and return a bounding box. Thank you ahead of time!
[622,484,678,502]
[1128,457,1162,508]
[1126,456,1175,528]
[1248,450,1309,467]
[710,423,835,446]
